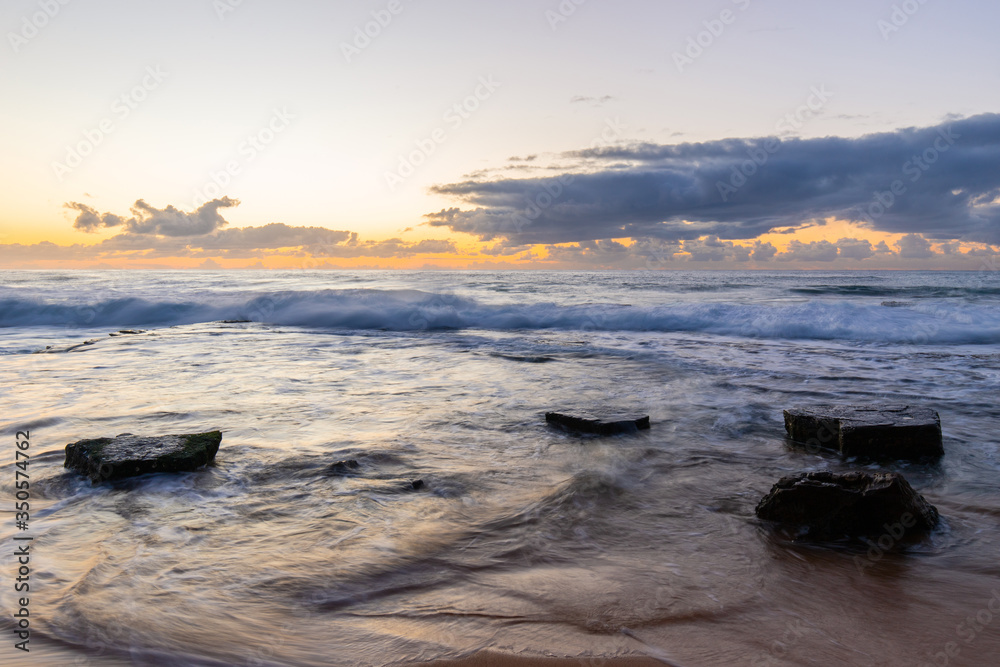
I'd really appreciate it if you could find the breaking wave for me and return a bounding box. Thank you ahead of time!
[2,289,999,345]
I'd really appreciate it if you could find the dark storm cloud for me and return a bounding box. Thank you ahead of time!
[426,114,1000,245]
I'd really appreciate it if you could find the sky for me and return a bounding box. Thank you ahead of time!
[1,0,999,269]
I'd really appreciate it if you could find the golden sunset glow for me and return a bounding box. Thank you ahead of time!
[2,2,998,270]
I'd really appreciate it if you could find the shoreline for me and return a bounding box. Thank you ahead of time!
[424,652,670,667]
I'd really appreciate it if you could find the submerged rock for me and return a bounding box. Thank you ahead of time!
[545,412,650,435]
[65,431,222,484]
[358,478,425,494]
[755,471,939,541]
[325,459,361,476]
[34,339,102,354]
[784,405,943,460]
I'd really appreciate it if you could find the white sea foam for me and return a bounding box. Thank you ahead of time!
[2,288,999,344]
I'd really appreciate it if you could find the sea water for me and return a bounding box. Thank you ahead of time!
[1,270,999,666]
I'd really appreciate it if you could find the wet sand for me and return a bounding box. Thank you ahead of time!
[425,652,669,667]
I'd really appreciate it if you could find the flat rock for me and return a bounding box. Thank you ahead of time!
[65,431,222,484]
[784,405,943,460]
[545,412,650,435]
[755,471,939,541]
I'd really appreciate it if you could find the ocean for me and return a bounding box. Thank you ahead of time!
[1,270,999,666]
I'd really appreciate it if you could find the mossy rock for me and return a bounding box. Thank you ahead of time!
[65,431,222,484]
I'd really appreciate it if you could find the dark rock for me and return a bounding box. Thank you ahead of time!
[410,479,424,490]
[784,405,943,460]
[65,431,222,484]
[34,339,101,354]
[220,320,252,324]
[545,412,650,435]
[493,354,556,364]
[755,471,939,541]
[325,459,361,476]
[880,301,913,308]
[109,329,146,336]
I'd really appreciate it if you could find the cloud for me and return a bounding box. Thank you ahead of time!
[682,236,753,262]
[544,239,676,269]
[23,199,457,262]
[66,202,127,232]
[835,237,875,260]
[527,237,793,269]
[532,237,808,268]
[88,223,358,258]
[778,240,839,262]
[197,224,354,252]
[426,113,1000,245]
[67,198,239,236]
[91,229,456,260]
[0,241,91,261]
[752,241,778,262]
[896,233,935,259]
[570,95,615,106]
[322,237,457,258]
